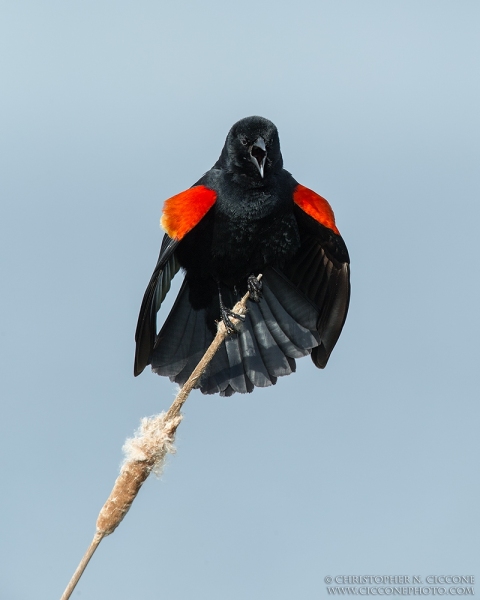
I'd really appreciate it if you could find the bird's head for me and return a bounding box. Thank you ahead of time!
[220,116,283,182]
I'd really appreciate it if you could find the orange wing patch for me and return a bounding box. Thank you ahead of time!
[293,184,339,235]
[161,185,217,240]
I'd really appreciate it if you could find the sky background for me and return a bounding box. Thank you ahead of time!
[1,1,479,598]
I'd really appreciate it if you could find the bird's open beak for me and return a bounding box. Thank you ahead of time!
[249,137,267,178]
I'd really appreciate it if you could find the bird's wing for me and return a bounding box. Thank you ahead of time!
[134,185,217,376]
[134,235,180,376]
[281,184,350,368]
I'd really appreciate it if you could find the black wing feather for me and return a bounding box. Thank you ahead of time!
[281,206,350,369]
[134,234,180,376]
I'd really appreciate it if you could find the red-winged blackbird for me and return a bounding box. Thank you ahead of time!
[135,116,350,396]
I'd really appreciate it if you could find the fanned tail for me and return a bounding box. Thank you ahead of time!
[150,269,321,396]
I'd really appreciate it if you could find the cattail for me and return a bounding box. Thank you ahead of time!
[60,278,261,600]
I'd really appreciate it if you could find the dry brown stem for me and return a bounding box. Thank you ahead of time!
[60,276,261,600]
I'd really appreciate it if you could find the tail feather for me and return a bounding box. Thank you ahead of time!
[261,270,320,352]
[256,288,305,359]
[207,287,257,395]
[248,301,294,378]
[224,335,255,394]
[150,269,322,395]
[238,316,274,388]
[173,306,213,386]
[200,343,232,395]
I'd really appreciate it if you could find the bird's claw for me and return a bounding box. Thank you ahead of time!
[221,307,245,334]
[247,274,263,303]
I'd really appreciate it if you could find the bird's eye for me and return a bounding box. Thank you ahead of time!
[240,137,249,146]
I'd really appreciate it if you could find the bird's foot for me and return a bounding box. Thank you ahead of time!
[220,307,245,335]
[218,283,246,334]
[247,274,263,303]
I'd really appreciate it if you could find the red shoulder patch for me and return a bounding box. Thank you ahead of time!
[161,185,217,240]
[293,184,339,235]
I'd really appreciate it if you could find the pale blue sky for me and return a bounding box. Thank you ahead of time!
[1,2,479,598]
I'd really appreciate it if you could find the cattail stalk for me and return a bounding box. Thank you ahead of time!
[60,277,261,600]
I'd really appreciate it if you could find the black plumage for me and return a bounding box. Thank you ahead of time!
[135,116,350,395]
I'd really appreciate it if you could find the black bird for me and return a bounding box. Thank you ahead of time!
[135,116,350,396]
